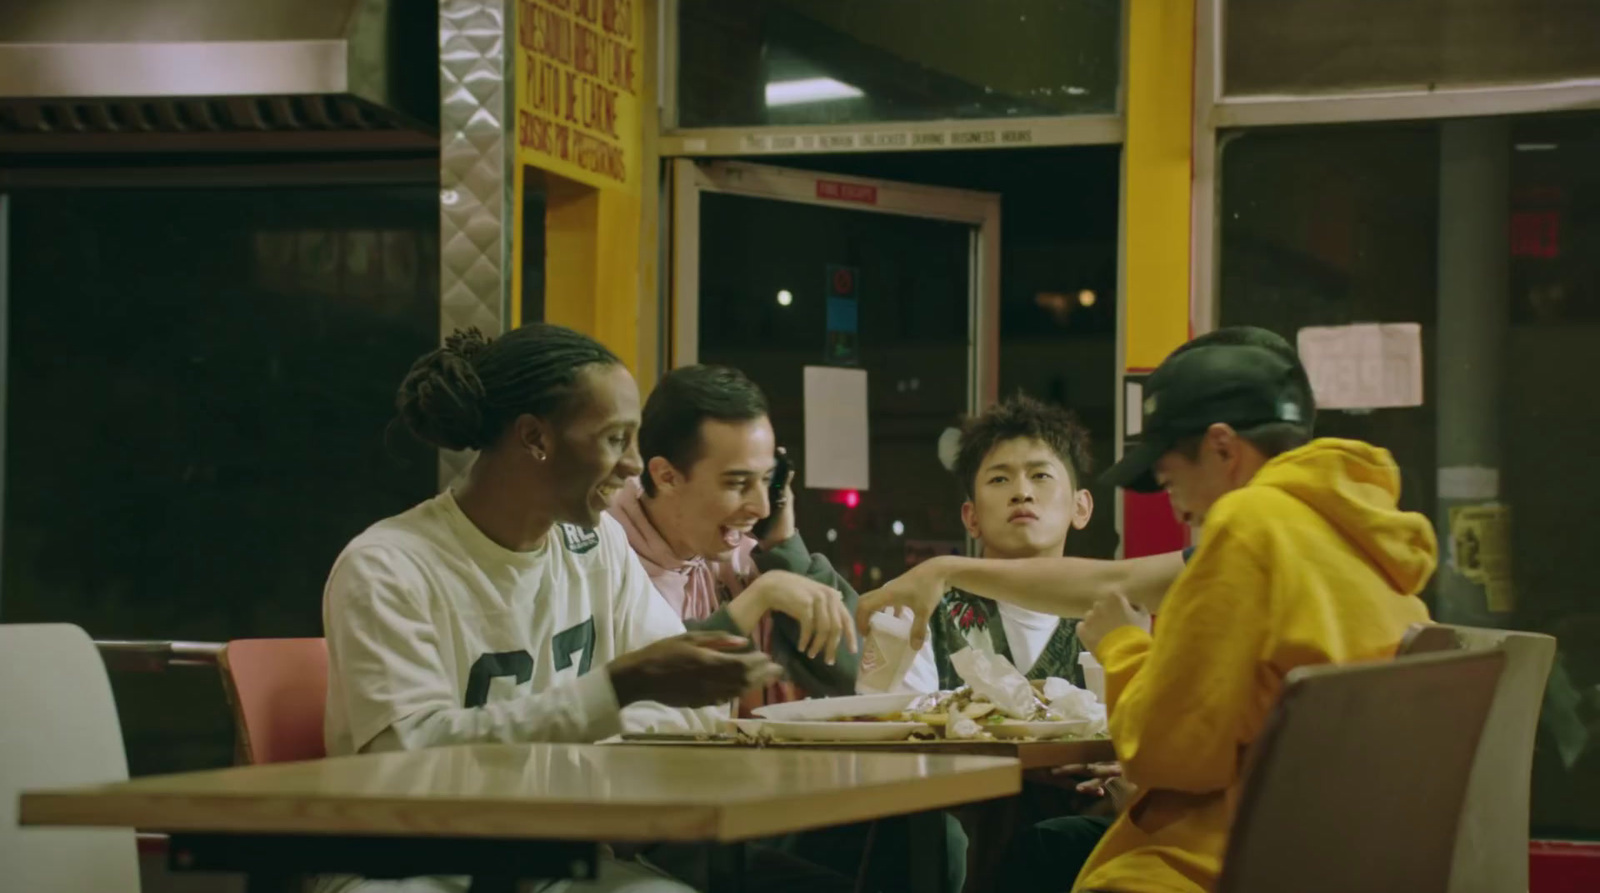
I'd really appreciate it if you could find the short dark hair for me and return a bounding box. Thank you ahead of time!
[395,324,620,452]
[1174,422,1312,462]
[639,365,769,497]
[955,394,1093,499]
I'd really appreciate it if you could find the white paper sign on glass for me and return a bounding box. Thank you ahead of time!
[1296,323,1424,410]
[803,366,870,491]
[1124,379,1144,437]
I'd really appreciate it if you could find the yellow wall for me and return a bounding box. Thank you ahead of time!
[1120,0,1195,558]
[511,0,658,391]
[540,179,644,376]
[1123,0,1194,370]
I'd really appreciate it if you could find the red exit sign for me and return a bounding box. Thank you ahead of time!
[1511,210,1560,258]
[816,179,878,205]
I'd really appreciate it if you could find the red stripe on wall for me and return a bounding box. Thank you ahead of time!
[1531,840,1600,893]
[1122,490,1188,558]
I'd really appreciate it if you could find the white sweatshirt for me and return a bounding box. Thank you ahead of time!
[323,490,722,758]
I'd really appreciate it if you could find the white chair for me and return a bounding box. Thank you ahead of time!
[1,623,141,892]
[1401,623,1558,893]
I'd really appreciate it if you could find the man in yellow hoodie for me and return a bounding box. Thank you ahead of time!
[1070,327,1437,893]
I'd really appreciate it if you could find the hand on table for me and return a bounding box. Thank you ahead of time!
[608,632,783,708]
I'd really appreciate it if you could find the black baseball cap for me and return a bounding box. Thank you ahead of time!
[1103,327,1313,493]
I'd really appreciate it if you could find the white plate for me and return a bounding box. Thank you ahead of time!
[751,692,923,722]
[988,719,1103,740]
[745,720,933,742]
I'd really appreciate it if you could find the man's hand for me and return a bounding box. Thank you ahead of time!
[756,448,797,551]
[607,632,783,708]
[1049,761,1124,796]
[855,558,949,650]
[1078,592,1152,652]
[742,571,857,665]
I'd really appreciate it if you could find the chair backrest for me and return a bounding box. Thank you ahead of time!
[218,638,329,765]
[0,623,140,892]
[1400,623,1558,893]
[1219,649,1505,893]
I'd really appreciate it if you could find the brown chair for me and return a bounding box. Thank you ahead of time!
[1218,649,1505,893]
[1400,623,1558,893]
[217,638,329,765]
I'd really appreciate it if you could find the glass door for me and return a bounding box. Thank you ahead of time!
[671,159,999,592]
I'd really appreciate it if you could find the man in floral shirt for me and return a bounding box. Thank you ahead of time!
[899,395,1104,693]
[886,395,1128,891]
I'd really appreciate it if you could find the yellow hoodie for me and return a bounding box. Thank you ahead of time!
[1073,439,1435,893]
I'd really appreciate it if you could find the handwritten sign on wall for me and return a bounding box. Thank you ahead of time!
[515,0,642,194]
[1296,323,1424,410]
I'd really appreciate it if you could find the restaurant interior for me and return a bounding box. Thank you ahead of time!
[3,1,1600,892]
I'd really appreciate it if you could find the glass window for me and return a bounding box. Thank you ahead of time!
[695,190,975,590]
[695,147,1121,573]
[1218,113,1600,837]
[676,0,1121,129]
[1225,0,1600,96]
[2,182,440,775]
[794,149,1123,559]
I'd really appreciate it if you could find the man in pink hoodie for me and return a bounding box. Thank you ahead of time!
[609,364,966,893]
[607,364,859,711]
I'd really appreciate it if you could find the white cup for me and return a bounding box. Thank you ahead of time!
[857,611,918,694]
[1078,651,1106,703]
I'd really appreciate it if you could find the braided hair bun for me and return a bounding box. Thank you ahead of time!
[396,329,493,451]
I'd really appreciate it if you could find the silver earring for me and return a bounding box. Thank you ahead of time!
[532,448,547,461]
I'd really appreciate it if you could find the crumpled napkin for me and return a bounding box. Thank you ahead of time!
[1039,676,1108,736]
[951,648,1039,719]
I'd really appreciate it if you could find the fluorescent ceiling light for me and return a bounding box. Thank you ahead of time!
[1515,142,1559,152]
[765,77,864,107]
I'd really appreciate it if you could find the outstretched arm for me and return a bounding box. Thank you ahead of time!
[856,552,1184,650]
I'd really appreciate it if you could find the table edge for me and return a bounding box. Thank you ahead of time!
[18,762,1023,843]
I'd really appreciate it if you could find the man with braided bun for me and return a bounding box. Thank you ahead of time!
[319,324,853,893]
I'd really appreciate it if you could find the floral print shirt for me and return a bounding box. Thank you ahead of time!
[930,588,1088,691]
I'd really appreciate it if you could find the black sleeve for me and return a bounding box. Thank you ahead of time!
[751,534,861,697]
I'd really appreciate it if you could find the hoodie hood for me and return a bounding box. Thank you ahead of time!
[607,478,720,622]
[1250,438,1438,595]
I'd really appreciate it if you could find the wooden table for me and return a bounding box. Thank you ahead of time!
[21,743,1019,893]
[614,735,1117,771]
[613,736,1118,893]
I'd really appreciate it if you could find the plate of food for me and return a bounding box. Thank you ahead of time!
[988,719,1103,740]
[745,719,936,742]
[735,682,1102,743]
[751,692,923,722]
[905,680,1107,740]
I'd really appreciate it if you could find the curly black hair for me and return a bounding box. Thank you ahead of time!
[955,394,1094,498]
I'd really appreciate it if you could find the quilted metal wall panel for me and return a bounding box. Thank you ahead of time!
[438,0,513,485]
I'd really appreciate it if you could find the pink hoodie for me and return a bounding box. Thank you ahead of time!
[608,479,751,620]
[607,478,799,710]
